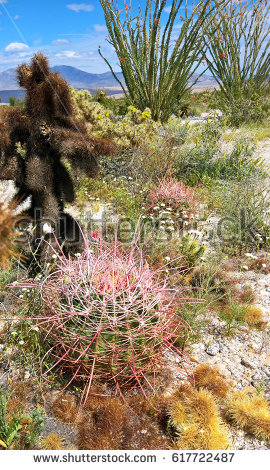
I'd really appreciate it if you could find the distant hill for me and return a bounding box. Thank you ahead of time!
[0,66,125,91]
[0,65,217,102]
[0,68,18,90]
[52,66,125,89]
[0,65,216,90]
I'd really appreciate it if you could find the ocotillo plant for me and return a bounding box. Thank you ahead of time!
[203,0,270,125]
[99,0,227,123]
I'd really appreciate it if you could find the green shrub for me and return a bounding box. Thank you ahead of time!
[91,89,130,116]
[176,119,263,185]
[210,86,270,127]
[145,233,205,273]
[9,96,25,108]
[218,301,247,336]
[214,178,270,252]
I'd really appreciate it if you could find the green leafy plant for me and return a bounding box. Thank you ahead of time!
[218,300,247,335]
[0,388,23,449]
[99,0,226,123]
[204,0,270,126]
[177,122,263,185]
[9,96,25,108]
[0,387,45,449]
[215,178,270,252]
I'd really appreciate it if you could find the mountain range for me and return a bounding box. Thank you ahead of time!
[0,65,217,101]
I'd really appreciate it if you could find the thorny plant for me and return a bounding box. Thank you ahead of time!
[10,229,195,406]
[204,0,270,125]
[99,0,228,122]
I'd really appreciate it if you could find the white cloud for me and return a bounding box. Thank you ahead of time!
[55,50,82,58]
[164,6,172,13]
[66,3,94,12]
[93,24,107,32]
[18,51,32,57]
[14,15,20,20]
[51,39,70,46]
[0,1,8,3]
[5,42,29,52]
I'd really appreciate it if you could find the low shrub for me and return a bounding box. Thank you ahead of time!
[91,89,130,116]
[71,88,160,149]
[144,234,205,276]
[177,136,261,186]
[209,85,270,127]
[215,178,270,252]
[145,177,199,233]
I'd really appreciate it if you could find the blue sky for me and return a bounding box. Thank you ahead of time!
[0,0,205,73]
[0,0,117,72]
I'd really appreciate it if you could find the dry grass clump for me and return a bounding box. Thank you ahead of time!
[0,202,19,268]
[234,285,256,304]
[225,390,270,442]
[77,394,170,450]
[6,381,36,415]
[169,387,229,450]
[193,363,230,398]
[128,392,172,431]
[77,396,129,450]
[244,306,267,329]
[52,394,77,423]
[189,266,256,305]
[249,258,270,274]
[40,433,65,450]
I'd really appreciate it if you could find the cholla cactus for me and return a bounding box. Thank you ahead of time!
[70,88,113,128]
[0,54,116,257]
[169,387,229,450]
[71,88,160,148]
[0,202,19,268]
[16,233,192,403]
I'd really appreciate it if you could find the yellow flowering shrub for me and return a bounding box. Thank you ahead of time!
[70,88,160,148]
[70,88,113,129]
